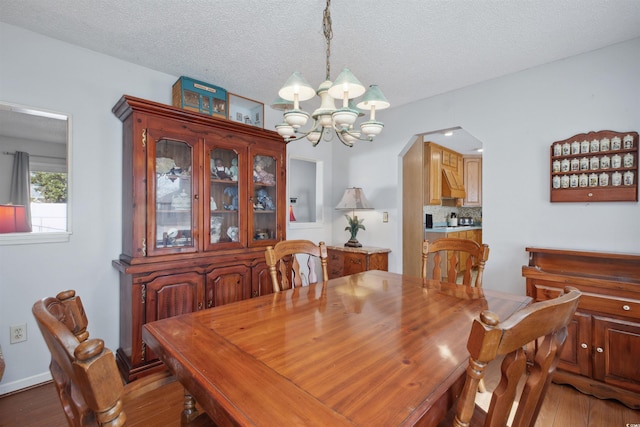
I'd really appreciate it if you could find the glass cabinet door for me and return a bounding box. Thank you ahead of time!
[250,150,279,246]
[205,143,245,250]
[150,135,198,255]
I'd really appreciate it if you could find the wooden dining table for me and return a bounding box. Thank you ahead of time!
[142,270,531,426]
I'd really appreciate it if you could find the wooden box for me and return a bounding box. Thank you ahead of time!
[172,76,227,119]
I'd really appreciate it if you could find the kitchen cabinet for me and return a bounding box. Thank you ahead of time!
[402,139,474,277]
[112,95,286,381]
[425,228,482,276]
[423,142,467,204]
[327,246,391,279]
[423,142,442,205]
[522,247,640,409]
[463,156,482,206]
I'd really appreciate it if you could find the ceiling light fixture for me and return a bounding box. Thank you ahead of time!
[273,0,390,147]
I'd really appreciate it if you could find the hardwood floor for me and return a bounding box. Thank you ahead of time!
[0,376,638,426]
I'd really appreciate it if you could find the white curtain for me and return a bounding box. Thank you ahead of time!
[9,151,32,231]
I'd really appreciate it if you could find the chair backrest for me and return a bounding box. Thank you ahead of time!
[453,286,581,427]
[265,240,329,292]
[422,238,490,287]
[32,290,126,427]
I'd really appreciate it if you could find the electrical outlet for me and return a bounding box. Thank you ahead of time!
[10,323,27,344]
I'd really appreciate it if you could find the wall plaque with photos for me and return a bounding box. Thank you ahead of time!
[550,130,638,202]
[228,93,264,128]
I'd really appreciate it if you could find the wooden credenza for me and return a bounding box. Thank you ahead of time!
[327,246,390,279]
[522,247,640,409]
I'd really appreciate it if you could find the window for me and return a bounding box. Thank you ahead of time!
[0,102,71,244]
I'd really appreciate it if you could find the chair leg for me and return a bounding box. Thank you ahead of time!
[181,389,200,426]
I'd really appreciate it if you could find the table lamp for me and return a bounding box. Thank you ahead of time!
[335,187,373,247]
[0,204,30,233]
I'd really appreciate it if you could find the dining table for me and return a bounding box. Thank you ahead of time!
[142,270,531,426]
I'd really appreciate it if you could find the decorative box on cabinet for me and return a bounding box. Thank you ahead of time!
[550,130,638,202]
[172,76,227,119]
[522,247,640,409]
[327,246,390,279]
[112,95,286,381]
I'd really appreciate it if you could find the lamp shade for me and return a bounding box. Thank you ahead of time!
[0,204,30,233]
[335,188,373,210]
[327,68,366,100]
[278,72,316,102]
[270,96,294,111]
[356,85,390,111]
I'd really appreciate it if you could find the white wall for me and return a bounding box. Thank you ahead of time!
[332,37,640,294]
[0,22,332,394]
[1,21,638,394]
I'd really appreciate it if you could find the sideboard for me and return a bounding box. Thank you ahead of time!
[522,247,640,408]
[327,246,390,279]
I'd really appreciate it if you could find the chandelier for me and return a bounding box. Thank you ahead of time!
[274,0,390,147]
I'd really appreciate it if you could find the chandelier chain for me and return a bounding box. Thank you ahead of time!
[323,0,333,81]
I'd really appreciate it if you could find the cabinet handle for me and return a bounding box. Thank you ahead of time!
[194,194,199,200]
[588,193,593,197]
[596,347,603,353]
[622,305,630,311]
[581,343,588,349]
[198,302,203,310]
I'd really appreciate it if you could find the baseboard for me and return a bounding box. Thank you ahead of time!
[0,371,52,396]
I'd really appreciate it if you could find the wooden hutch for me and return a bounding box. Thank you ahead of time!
[112,96,286,381]
[522,247,640,409]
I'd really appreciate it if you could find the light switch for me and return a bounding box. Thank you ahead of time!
[383,212,389,223]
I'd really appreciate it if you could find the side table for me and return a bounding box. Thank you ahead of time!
[327,246,391,279]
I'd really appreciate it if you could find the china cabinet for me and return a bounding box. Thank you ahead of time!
[523,247,640,409]
[112,95,286,381]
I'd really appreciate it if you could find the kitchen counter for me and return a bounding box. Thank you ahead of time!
[425,225,482,233]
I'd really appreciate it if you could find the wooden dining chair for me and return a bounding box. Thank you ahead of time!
[32,290,214,427]
[422,238,490,287]
[265,240,329,292]
[440,286,581,427]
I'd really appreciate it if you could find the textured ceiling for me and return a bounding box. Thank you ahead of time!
[2,0,640,112]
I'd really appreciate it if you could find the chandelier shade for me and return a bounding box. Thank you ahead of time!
[327,68,366,102]
[273,0,389,147]
[278,72,316,104]
[270,96,294,111]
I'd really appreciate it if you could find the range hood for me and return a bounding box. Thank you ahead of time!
[442,169,466,199]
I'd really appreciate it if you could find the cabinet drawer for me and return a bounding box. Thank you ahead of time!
[343,253,366,276]
[531,283,640,319]
[580,294,640,319]
[327,246,390,279]
[329,251,344,279]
